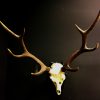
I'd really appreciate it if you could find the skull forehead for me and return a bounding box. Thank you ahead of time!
[49,62,65,81]
[51,63,63,68]
[50,63,63,74]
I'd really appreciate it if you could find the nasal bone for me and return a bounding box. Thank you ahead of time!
[57,90,61,95]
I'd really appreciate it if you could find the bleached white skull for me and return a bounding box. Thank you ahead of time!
[49,63,66,95]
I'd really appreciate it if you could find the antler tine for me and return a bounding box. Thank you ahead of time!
[75,24,99,51]
[0,21,20,38]
[0,21,50,75]
[86,10,100,33]
[75,10,100,35]
[62,11,100,72]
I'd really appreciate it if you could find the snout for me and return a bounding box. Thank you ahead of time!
[56,90,61,95]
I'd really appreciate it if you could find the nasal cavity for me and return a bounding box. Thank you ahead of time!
[57,90,61,94]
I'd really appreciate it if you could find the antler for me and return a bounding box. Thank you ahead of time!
[62,11,100,72]
[0,21,50,75]
[0,10,100,74]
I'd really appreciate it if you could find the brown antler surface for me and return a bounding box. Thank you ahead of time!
[0,21,50,75]
[62,10,100,72]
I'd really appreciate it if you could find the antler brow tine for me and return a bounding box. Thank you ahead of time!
[62,10,100,72]
[0,21,50,75]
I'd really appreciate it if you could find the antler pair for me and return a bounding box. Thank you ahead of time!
[0,11,100,75]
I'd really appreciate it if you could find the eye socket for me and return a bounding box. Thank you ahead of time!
[54,82,56,85]
[61,79,63,81]
[59,82,62,84]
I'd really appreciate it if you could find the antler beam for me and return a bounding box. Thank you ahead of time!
[62,10,100,72]
[62,11,100,72]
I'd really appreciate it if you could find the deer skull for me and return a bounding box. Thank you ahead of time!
[49,63,66,95]
[0,11,100,95]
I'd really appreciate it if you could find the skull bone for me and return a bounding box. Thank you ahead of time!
[49,63,66,95]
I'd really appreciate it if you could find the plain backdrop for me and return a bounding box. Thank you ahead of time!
[0,0,100,100]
